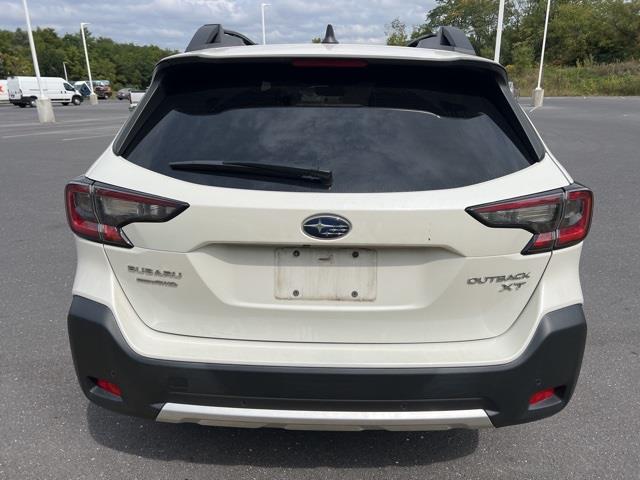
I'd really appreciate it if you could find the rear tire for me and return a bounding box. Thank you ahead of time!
[18,104,26,108]
[29,98,37,107]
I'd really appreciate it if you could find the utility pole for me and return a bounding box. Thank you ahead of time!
[80,22,98,105]
[533,0,552,107]
[494,0,506,63]
[261,3,271,45]
[63,62,68,82]
[21,0,55,123]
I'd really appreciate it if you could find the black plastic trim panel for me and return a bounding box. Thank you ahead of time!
[68,297,586,428]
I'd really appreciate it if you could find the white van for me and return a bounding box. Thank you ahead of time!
[7,76,83,107]
[0,80,8,103]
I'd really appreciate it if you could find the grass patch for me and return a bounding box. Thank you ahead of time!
[507,60,640,96]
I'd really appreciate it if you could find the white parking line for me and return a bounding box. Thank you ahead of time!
[2,125,119,139]
[0,116,128,130]
[60,133,116,142]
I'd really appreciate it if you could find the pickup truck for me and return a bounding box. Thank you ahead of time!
[93,80,112,99]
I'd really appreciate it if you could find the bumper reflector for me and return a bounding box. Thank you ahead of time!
[529,388,556,405]
[96,379,122,398]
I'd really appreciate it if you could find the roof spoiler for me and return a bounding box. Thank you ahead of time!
[186,24,256,52]
[407,26,476,56]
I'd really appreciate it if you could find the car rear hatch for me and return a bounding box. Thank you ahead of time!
[89,53,569,344]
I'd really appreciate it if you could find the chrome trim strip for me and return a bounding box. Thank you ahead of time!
[156,403,493,431]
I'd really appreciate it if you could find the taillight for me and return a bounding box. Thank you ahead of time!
[467,184,593,255]
[555,190,593,248]
[65,181,101,242]
[65,178,188,248]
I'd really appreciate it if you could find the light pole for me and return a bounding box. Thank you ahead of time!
[63,61,68,82]
[494,0,506,63]
[20,0,55,123]
[533,0,552,107]
[80,22,98,105]
[261,3,271,45]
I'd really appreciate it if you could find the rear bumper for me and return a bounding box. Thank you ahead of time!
[68,296,586,430]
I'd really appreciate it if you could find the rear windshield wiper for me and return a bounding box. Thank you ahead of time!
[169,161,332,187]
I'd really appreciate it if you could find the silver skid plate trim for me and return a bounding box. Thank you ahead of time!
[156,403,493,431]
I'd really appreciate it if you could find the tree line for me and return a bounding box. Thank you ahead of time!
[0,28,176,89]
[386,0,640,68]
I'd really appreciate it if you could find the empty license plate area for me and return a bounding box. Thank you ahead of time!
[275,248,377,301]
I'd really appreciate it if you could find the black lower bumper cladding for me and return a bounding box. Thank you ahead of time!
[68,296,586,428]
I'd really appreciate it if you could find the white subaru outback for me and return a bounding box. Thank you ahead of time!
[65,25,593,431]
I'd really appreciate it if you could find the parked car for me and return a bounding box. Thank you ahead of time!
[128,89,146,111]
[73,81,91,97]
[0,79,8,103]
[73,80,112,99]
[93,80,112,99]
[8,76,83,107]
[116,87,133,100]
[65,25,593,432]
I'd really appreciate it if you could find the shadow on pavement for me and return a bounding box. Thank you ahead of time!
[86,403,479,468]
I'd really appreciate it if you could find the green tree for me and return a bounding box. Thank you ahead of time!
[0,27,176,89]
[387,0,640,66]
[385,18,409,45]
[422,0,518,58]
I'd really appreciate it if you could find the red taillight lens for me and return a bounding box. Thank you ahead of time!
[65,181,101,242]
[527,231,556,254]
[292,58,368,68]
[65,178,188,248]
[556,190,593,248]
[467,184,593,255]
[95,379,122,397]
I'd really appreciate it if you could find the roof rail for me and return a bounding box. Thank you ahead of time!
[186,24,256,52]
[407,26,476,56]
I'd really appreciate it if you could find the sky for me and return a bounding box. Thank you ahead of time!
[0,0,436,50]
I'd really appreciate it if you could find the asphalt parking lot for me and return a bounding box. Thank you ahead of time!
[1,97,639,479]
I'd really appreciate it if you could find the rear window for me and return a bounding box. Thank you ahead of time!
[121,62,538,193]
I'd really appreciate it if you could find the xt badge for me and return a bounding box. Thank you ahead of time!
[467,273,531,292]
[499,282,527,292]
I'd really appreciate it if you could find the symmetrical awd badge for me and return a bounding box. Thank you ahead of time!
[302,214,351,239]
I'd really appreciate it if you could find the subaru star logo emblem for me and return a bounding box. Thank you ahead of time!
[302,214,351,240]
